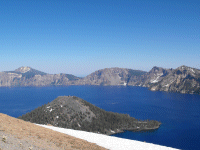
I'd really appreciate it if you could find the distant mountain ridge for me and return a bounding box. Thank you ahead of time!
[0,66,146,87]
[0,65,200,94]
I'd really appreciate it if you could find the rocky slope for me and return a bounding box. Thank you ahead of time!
[18,96,161,135]
[0,113,106,150]
[127,66,173,87]
[126,65,200,94]
[0,66,80,86]
[77,67,146,85]
[149,66,200,94]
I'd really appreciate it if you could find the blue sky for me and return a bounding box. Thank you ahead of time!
[0,0,199,76]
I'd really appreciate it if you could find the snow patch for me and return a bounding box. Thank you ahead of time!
[151,79,159,83]
[164,84,170,87]
[190,68,195,73]
[8,73,22,78]
[118,74,121,79]
[151,73,163,83]
[19,67,31,73]
[110,130,115,133]
[37,124,179,150]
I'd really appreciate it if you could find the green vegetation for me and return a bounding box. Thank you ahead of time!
[2,135,7,143]
[128,69,146,77]
[65,74,80,80]
[21,69,47,79]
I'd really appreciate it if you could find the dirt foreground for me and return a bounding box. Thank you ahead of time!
[0,113,107,150]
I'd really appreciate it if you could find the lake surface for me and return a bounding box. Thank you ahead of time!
[0,86,200,150]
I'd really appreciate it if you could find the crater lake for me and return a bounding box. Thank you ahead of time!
[0,86,200,150]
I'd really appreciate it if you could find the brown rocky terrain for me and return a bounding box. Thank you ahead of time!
[0,113,107,150]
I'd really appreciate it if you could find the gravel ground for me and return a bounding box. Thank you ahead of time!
[0,131,50,150]
[0,113,107,150]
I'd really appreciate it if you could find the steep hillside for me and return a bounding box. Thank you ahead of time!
[76,68,146,86]
[149,66,200,94]
[0,113,106,150]
[18,96,161,135]
[128,66,173,87]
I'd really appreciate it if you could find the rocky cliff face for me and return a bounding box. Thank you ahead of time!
[76,68,146,86]
[149,66,200,94]
[128,66,173,87]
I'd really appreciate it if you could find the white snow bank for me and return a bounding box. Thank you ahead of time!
[37,124,178,150]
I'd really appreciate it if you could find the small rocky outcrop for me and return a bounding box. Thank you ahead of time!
[18,96,161,135]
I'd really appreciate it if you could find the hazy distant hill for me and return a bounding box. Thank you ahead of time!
[0,67,146,86]
[18,96,161,135]
[0,65,200,94]
[0,66,80,86]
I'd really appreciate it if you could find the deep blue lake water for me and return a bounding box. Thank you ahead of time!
[0,86,200,150]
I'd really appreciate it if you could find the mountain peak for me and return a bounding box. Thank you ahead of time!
[150,66,163,72]
[176,65,193,71]
[178,65,187,68]
[14,67,47,76]
[15,66,32,73]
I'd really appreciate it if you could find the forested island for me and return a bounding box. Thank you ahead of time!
[18,96,161,135]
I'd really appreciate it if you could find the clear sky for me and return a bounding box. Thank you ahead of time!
[0,0,199,76]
